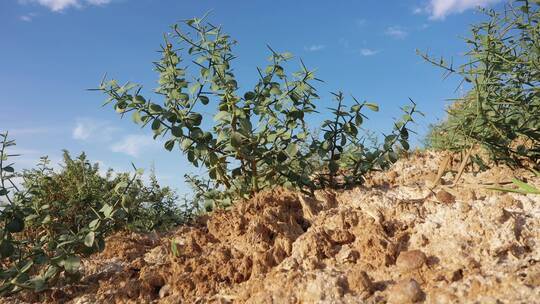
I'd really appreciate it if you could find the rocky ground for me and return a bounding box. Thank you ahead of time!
[7,151,540,303]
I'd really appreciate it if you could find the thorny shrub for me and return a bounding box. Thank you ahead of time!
[422,0,540,170]
[98,16,422,207]
[0,133,191,295]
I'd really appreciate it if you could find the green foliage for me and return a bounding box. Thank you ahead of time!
[489,169,540,194]
[421,0,540,169]
[98,16,422,204]
[310,93,419,188]
[0,133,188,295]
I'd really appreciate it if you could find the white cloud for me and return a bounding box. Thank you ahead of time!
[19,13,37,22]
[72,118,118,142]
[385,26,408,39]
[360,48,379,56]
[304,45,326,52]
[428,0,502,20]
[19,0,112,12]
[413,7,424,15]
[86,0,111,4]
[111,135,155,157]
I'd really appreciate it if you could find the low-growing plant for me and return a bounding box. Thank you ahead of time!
[0,133,188,295]
[421,0,540,170]
[489,169,540,195]
[126,171,198,231]
[97,15,422,206]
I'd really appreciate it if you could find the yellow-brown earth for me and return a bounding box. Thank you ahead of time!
[6,151,540,303]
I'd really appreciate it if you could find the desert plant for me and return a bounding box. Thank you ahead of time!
[310,93,420,188]
[0,133,187,295]
[420,0,540,169]
[97,16,422,205]
[126,171,196,231]
[0,136,139,295]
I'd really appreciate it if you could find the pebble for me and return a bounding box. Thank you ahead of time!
[337,245,360,263]
[159,284,171,298]
[347,269,373,300]
[388,279,423,303]
[396,250,427,272]
[436,190,455,204]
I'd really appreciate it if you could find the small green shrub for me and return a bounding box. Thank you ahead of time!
[0,132,188,295]
[98,16,422,206]
[421,1,540,169]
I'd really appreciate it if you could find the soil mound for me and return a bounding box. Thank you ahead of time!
[7,151,540,303]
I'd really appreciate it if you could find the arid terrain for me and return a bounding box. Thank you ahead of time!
[7,151,540,303]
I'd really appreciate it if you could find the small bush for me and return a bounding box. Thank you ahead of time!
[0,133,189,295]
[98,16,422,206]
[421,1,540,169]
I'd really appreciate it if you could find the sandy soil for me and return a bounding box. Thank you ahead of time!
[6,151,540,303]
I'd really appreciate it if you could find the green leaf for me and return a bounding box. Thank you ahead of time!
[188,113,203,126]
[114,181,128,193]
[199,95,209,105]
[62,256,81,274]
[214,111,231,122]
[42,215,51,224]
[285,143,298,157]
[244,91,255,100]
[384,135,397,145]
[171,126,183,137]
[84,232,95,247]
[7,216,24,233]
[133,95,146,104]
[25,214,39,222]
[388,151,398,163]
[511,178,540,194]
[230,132,243,148]
[400,139,410,151]
[277,151,287,162]
[20,260,34,273]
[270,86,282,95]
[43,265,59,280]
[151,119,161,131]
[400,128,409,140]
[3,166,14,173]
[89,219,100,230]
[164,139,175,151]
[100,204,114,218]
[189,83,201,95]
[32,278,47,292]
[171,240,179,257]
[149,104,163,113]
[0,241,14,258]
[132,111,143,124]
[239,118,252,132]
[365,103,379,112]
[355,114,363,126]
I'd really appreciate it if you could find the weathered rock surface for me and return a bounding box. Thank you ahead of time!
[5,151,540,303]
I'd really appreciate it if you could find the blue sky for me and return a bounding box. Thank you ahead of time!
[1,0,505,194]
